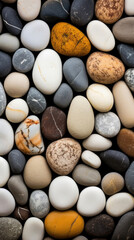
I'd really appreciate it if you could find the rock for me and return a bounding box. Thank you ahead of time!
[86,83,114,112]
[70,0,94,26]
[83,134,112,152]
[0,33,20,52]
[53,83,73,108]
[0,217,22,240]
[40,0,70,23]
[0,188,15,216]
[117,44,134,67]
[15,115,44,155]
[86,52,125,84]
[1,0,16,3]
[30,190,50,218]
[17,0,41,21]
[4,72,29,98]
[125,68,134,92]
[125,161,134,194]
[77,186,106,217]
[0,82,6,116]
[32,49,62,94]
[125,0,134,15]
[46,138,81,175]
[24,155,52,189]
[0,119,14,156]
[21,20,50,51]
[87,20,115,51]
[95,0,124,24]
[106,192,134,217]
[51,22,91,56]
[6,98,29,123]
[63,58,89,92]
[100,150,130,172]
[0,51,12,78]
[0,157,10,187]
[12,48,34,73]
[67,96,94,139]
[73,237,88,240]
[95,112,121,138]
[27,87,47,114]
[13,206,30,221]
[2,7,23,35]
[101,172,124,195]
[8,175,28,205]
[81,150,101,168]
[45,210,84,239]
[0,15,3,34]
[117,129,134,157]
[41,106,66,141]
[22,217,44,240]
[85,214,115,237]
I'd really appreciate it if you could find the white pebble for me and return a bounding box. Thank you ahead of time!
[22,217,44,240]
[0,119,14,155]
[0,188,15,216]
[125,0,134,15]
[0,157,10,187]
[81,150,101,168]
[82,134,112,151]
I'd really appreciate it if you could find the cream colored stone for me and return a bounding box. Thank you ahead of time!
[17,0,41,21]
[81,150,101,168]
[125,0,134,15]
[22,217,44,240]
[0,33,20,52]
[83,134,112,151]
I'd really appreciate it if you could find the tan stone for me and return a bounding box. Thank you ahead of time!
[17,0,41,21]
[101,172,124,195]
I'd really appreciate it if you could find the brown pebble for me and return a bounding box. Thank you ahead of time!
[101,172,124,195]
[13,206,30,221]
[117,128,134,157]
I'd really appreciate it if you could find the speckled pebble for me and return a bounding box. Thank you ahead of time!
[125,68,134,92]
[53,83,73,108]
[0,217,22,240]
[117,44,134,68]
[0,82,7,116]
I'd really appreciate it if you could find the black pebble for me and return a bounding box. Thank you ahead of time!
[0,51,12,78]
[8,149,26,174]
[125,161,134,195]
[117,44,134,67]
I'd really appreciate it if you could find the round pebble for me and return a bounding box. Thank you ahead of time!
[0,157,10,187]
[0,33,20,52]
[0,188,15,216]
[8,149,26,174]
[125,68,134,92]
[0,217,22,240]
[0,51,12,78]
[117,128,134,157]
[0,119,14,156]
[17,0,41,22]
[53,83,73,109]
[22,217,44,240]
[81,150,101,169]
[125,0,134,15]
[83,134,112,152]
[0,82,7,116]
[117,44,134,67]
[13,206,30,221]
[101,172,124,195]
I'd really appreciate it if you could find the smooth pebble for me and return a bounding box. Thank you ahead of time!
[125,68,134,92]
[0,188,15,216]
[0,217,22,240]
[13,206,30,222]
[0,119,14,156]
[0,33,20,52]
[53,83,73,108]
[0,51,12,78]
[17,0,41,22]
[0,157,10,187]
[117,128,134,157]
[81,150,101,168]
[125,0,134,15]
[0,82,7,116]
[83,134,112,152]
[125,161,134,194]
[8,149,26,174]
[101,172,124,195]
[13,48,34,73]
[22,217,44,240]
[117,44,134,67]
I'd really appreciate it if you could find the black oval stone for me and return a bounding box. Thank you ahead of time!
[117,44,134,68]
[0,51,12,78]
[8,149,26,174]
[125,161,134,194]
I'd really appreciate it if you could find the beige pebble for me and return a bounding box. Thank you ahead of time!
[17,0,41,22]
[0,33,20,52]
[83,134,112,152]
[101,172,124,195]
[81,150,101,168]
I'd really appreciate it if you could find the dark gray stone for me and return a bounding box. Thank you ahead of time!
[53,83,73,108]
[117,44,134,67]
[0,217,22,240]
[125,68,134,92]
[0,82,7,116]
[125,161,134,194]
[8,149,26,174]
[0,51,12,78]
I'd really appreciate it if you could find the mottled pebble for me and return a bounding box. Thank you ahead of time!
[0,51,12,78]
[125,68,134,92]
[13,206,30,221]
[0,188,15,216]
[83,134,112,152]
[0,33,20,52]
[81,150,101,168]
[0,157,10,187]
[22,217,44,240]
[0,119,14,156]
[125,161,134,194]
[0,82,7,116]
[101,172,124,195]
[0,217,22,240]
[17,0,41,22]
[8,149,26,174]
[53,83,73,108]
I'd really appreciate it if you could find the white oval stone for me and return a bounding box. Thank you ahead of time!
[17,0,41,22]
[86,83,114,112]
[22,217,44,240]
[0,33,20,52]
[49,176,79,210]
[0,119,14,155]
[32,49,62,95]
[77,186,106,217]
[82,134,112,151]
[87,20,115,52]
[0,157,10,187]
[21,20,50,51]
[125,0,134,15]
[0,188,15,216]
[81,150,101,168]
[106,192,134,217]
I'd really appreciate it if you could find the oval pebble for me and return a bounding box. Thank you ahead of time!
[125,0,134,15]
[53,83,73,109]
[101,172,124,195]
[13,206,30,222]
[0,217,22,240]
[8,149,26,174]
[81,150,101,168]
[125,68,134,92]
[117,44,134,67]
[22,217,44,240]
[117,129,134,157]
[0,51,12,78]
[0,33,20,52]
[83,134,112,152]
[125,161,134,195]
[0,188,15,216]
[0,157,10,187]
[17,0,41,22]
[0,82,7,116]
[0,119,14,156]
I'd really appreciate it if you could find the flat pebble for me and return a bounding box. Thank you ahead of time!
[117,129,134,157]
[8,149,26,174]
[13,206,30,221]
[53,83,73,108]
[101,172,124,195]
[77,187,106,217]
[83,134,112,152]
[0,157,10,187]
[0,119,14,156]
[0,82,7,116]
[0,51,12,78]
[125,161,134,194]
[125,68,134,92]
[17,0,41,22]
[125,0,134,15]
[0,15,3,33]
[22,217,44,240]
[0,33,20,52]
[0,188,15,216]
[117,44,134,67]
[81,150,101,168]
[0,217,22,240]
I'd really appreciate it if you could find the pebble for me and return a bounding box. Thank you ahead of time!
[0,217,22,240]
[117,44,134,67]
[83,134,112,152]
[8,175,28,205]
[12,48,35,73]
[73,237,88,240]
[95,112,121,138]
[95,0,124,24]
[1,0,16,3]
[0,119,14,156]
[125,161,134,194]
[100,150,130,172]
[22,217,44,240]
[0,82,7,116]
[6,98,29,123]
[15,115,44,155]
[4,72,30,98]
[72,164,101,186]
[45,210,84,239]
[21,20,50,51]
[113,81,134,128]
[0,157,10,187]
[17,0,41,22]
[53,83,73,108]
[77,186,106,217]
[0,15,3,34]
[0,33,20,52]
[2,7,23,35]
[101,172,124,195]
[8,150,26,174]
[30,190,50,218]
[0,51,12,78]
[49,176,79,210]
[117,129,134,157]
[13,206,30,221]
[32,49,62,95]
[67,96,94,139]
[40,0,70,23]
[63,57,89,92]
[0,188,15,216]
[106,192,134,217]
[51,22,91,57]
[81,150,101,168]
[27,87,47,115]
[70,0,94,26]
[41,106,66,141]
[46,138,81,175]
[125,0,134,15]
[24,155,52,189]
[87,20,115,52]
[86,83,114,112]
[125,68,134,92]
[85,214,115,237]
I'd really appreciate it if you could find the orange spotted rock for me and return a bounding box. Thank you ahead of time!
[117,129,134,157]
[45,210,84,239]
[51,22,91,57]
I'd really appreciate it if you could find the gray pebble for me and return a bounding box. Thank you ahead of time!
[0,51,12,78]
[95,112,121,138]
[0,82,7,116]
[12,48,34,73]
[63,57,89,92]
[124,68,134,92]
[53,83,73,108]
[117,44,134,67]
[0,217,22,240]
[8,149,26,174]
[125,161,134,195]
[0,15,3,34]
[73,236,88,240]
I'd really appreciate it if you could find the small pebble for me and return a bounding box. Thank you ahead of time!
[83,134,112,152]
[0,217,22,240]
[0,188,15,216]
[0,33,20,52]
[73,236,88,240]
[125,0,134,15]
[81,150,101,169]
[22,217,44,240]
[13,206,30,221]
[8,149,26,174]
[101,172,124,195]
[0,15,3,33]
[0,82,7,116]
[53,83,73,108]
[117,44,134,67]
[0,156,10,187]
[125,161,134,194]
[17,0,41,22]
[0,51,12,78]
[125,68,134,92]
[117,128,134,157]
[0,119,14,156]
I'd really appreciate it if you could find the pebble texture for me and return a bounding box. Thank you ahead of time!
[101,172,124,195]
[0,217,22,240]
[17,0,41,22]
[117,44,134,68]
[8,149,26,174]
[53,83,73,108]
[125,68,134,92]
[0,82,7,116]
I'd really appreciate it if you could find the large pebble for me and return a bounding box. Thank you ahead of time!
[125,161,134,194]
[0,188,15,216]
[0,82,7,116]
[117,44,134,67]
[0,157,10,187]
[0,33,20,52]
[22,217,44,240]
[0,51,12,78]
[101,172,124,195]
[53,83,73,109]
[8,149,26,174]
[0,119,14,156]
[125,0,134,15]
[83,134,112,152]
[32,49,62,95]
[125,68,134,92]
[0,217,22,240]
[46,138,81,175]
[117,129,134,157]
[81,150,101,168]
[17,0,41,22]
